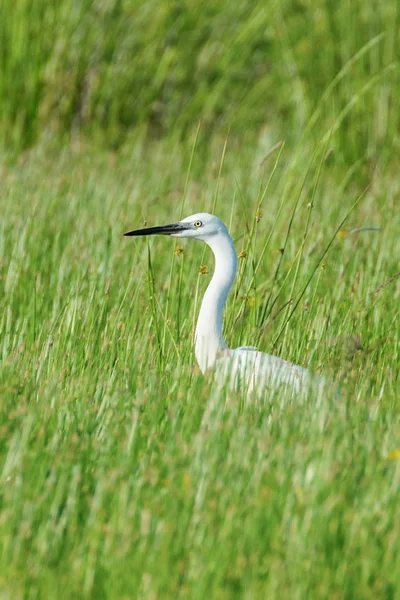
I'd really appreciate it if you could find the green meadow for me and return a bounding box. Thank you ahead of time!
[1,1,399,598]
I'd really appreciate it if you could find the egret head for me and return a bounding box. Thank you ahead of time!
[124,212,228,242]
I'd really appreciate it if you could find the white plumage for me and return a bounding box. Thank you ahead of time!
[125,212,322,398]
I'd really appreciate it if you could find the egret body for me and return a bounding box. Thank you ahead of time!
[125,213,318,397]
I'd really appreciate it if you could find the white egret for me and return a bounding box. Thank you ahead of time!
[125,213,322,397]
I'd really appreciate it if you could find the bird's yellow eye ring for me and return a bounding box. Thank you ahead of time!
[193,220,202,228]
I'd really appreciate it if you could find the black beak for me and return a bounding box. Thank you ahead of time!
[124,222,189,237]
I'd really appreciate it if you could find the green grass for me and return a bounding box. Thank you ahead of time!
[1,0,399,161]
[1,0,400,597]
[0,133,399,598]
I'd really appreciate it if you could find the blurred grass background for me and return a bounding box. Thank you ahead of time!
[1,0,399,163]
[0,1,399,598]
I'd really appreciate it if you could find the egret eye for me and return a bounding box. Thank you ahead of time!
[193,220,203,228]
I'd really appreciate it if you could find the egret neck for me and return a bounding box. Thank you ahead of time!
[195,230,237,372]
